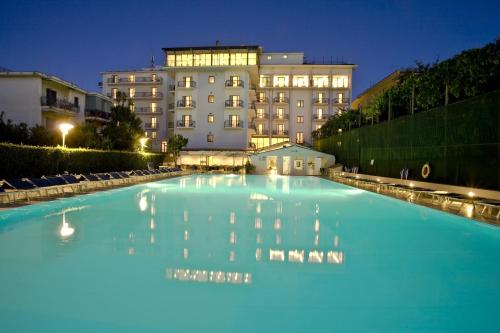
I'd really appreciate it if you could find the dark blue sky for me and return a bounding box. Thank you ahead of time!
[0,0,498,97]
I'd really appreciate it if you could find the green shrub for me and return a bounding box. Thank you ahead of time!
[0,143,164,178]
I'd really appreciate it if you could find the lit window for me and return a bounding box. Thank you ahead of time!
[208,95,214,103]
[248,52,257,65]
[283,54,288,59]
[194,53,212,66]
[151,131,157,139]
[167,55,175,67]
[129,88,135,98]
[230,52,247,66]
[151,87,157,97]
[112,88,117,99]
[297,116,304,123]
[256,108,265,119]
[212,53,229,66]
[294,159,303,170]
[129,74,135,83]
[259,75,271,88]
[293,75,309,87]
[111,75,118,83]
[208,76,215,83]
[258,92,266,102]
[315,124,322,131]
[332,75,349,88]
[312,75,329,88]
[152,74,157,82]
[208,113,214,123]
[267,55,272,60]
[207,133,214,142]
[130,104,135,112]
[161,141,168,152]
[273,75,289,87]
[296,132,304,144]
[297,100,304,107]
[151,117,157,129]
[151,102,157,112]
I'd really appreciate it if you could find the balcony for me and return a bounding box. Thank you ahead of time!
[313,98,329,105]
[224,120,244,128]
[272,114,289,120]
[272,130,289,136]
[168,84,175,92]
[255,97,269,104]
[177,100,196,108]
[177,80,197,88]
[84,109,110,122]
[133,92,163,99]
[41,96,80,113]
[144,123,158,130]
[168,103,174,110]
[252,114,269,121]
[313,114,329,121]
[176,120,196,128]
[273,97,289,104]
[136,107,163,114]
[225,80,244,88]
[333,97,350,104]
[252,129,269,136]
[225,100,244,108]
[107,77,163,84]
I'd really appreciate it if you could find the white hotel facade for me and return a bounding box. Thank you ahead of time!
[102,45,355,153]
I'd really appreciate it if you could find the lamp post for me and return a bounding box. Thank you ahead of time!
[140,137,148,151]
[59,123,74,148]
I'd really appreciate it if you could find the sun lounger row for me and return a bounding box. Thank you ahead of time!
[0,167,183,205]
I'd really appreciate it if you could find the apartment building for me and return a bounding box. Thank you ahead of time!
[101,69,173,152]
[101,44,356,154]
[84,93,112,126]
[0,71,86,129]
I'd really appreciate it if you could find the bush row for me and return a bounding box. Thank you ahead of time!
[0,143,165,179]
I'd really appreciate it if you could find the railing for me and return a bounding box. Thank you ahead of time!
[255,97,269,103]
[333,97,350,104]
[313,114,329,120]
[273,97,289,104]
[177,80,197,88]
[272,114,289,120]
[224,120,244,128]
[136,107,163,113]
[168,84,175,91]
[225,80,244,88]
[41,96,80,113]
[272,129,289,136]
[176,120,196,128]
[144,123,158,129]
[259,82,272,88]
[168,103,174,110]
[252,114,269,121]
[133,92,163,98]
[252,129,269,136]
[313,98,329,104]
[177,100,196,108]
[84,109,110,120]
[225,100,244,107]
[107,77,162,84]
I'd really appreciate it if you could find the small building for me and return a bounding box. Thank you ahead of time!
[0,71,86,130]
[178,150,248,167]
[248,143,335,176]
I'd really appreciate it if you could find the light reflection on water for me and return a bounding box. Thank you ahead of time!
[0,174,499,332]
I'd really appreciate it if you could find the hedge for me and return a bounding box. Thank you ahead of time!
[314,90,500,190]
[0,143,165,178]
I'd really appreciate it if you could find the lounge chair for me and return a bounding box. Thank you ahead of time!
[60,174,80,184]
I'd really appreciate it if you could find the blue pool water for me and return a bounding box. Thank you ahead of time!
[0,174,499,332]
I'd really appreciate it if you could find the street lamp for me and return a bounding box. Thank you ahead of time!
[140,137,148,151]
[59,123,74,148]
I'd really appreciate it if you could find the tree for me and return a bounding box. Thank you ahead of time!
[29,125,58,146]
[167,134,188,166]
[66,123,109,149]
[0,112,30,144]
[101,91,144,150]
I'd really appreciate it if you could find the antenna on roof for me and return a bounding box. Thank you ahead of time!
[150,55,155,68]
[215,40,220,46]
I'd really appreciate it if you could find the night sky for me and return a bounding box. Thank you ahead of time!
[0,0,498,97]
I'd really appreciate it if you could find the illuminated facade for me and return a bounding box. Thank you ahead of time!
[102,45,356,152]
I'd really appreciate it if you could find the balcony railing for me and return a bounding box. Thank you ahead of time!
[224,120,244,128]
[41,96,80,113]
[136,107,163,114]
[255,97,269,103]
[225,100,244,108]
[133,92,163,98]
[168,103,174,110]
[252,129,269,136]
[177,100,196,108]
[177,80,197,88]
[272,114,289,120]
[313,114,329,121]
[176,120,196,128]
[225,80,244,88]
[272,130,289,136]
[313,98,329,104]
[168,84,175,91]
[107,77,162,84]
[84,109,110,120]
[252,114,269,121]
[144,123,158,129]
[333,97,350,104]
[273,97,289,104]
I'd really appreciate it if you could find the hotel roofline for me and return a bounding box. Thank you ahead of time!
[162,45,260,52]
[0,71,87,94]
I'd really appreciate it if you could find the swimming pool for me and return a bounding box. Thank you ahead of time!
[0,174,499,332]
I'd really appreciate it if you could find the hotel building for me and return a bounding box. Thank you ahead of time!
[102,45,356,153]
